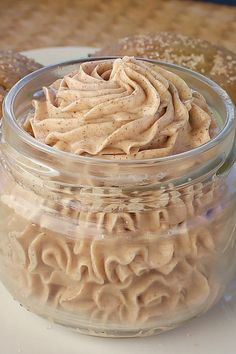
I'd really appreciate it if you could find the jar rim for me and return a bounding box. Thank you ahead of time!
[2,56,235,167]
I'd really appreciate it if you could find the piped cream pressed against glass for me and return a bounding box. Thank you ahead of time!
[0,57,235,337]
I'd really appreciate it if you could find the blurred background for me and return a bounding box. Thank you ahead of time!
[0,0,235,52]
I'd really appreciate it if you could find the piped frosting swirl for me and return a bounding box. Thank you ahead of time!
[24,57,215,159]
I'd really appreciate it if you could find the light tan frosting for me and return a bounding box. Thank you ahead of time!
[24,57,214,159]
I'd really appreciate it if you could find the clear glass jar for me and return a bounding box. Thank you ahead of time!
[0,58,235,337]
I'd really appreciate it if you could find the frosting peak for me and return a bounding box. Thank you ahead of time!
[24,57,215,159]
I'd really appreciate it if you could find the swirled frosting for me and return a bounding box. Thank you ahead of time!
[24,57,215,159]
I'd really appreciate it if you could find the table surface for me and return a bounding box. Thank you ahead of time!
[0,0,235,53]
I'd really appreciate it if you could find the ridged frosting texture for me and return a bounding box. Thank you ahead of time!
[1,177,225,325]
[24,57,214,159]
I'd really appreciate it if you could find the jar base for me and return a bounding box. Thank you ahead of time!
[0,270,225,338]
[27,307,179,338]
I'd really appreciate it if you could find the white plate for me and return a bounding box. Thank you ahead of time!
[1,46,236,354]
[21,46,97,66]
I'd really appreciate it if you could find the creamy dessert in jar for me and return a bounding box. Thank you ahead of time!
[0,57,235,337]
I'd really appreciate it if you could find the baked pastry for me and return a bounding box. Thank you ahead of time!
[94,32,236,103]
[0,50,42,118]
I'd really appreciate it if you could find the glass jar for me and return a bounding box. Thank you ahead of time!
[0,58,235,338]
